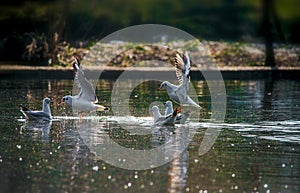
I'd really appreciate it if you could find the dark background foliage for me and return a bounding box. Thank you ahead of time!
[0,0,299,65]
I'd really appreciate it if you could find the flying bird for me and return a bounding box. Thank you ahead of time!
[158,51,200,108]
[61,57,109,112]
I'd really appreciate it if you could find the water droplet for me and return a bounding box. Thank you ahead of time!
[149,181,154,186]
[124,185,128,189]
[282,163,286,167]
[194,159,199,163]
[232,173,236,178]
[92,166,99,171]
[263,184,268,188]
[216,168,219,172]
[134,175,138,179]
[128,182,132,187]
[231,143,235,147]
[186,187,190,192]
[140,184,145,189]
[103,166,106,170]
[108,175,112,180]
[285,185,288,188]
[16,145,21,149]
[49,152,53,155]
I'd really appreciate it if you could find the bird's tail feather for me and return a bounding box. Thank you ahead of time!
[19,105,30,112]
[95,104,110,111]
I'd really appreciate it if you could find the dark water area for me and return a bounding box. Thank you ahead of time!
[0,78,299,193]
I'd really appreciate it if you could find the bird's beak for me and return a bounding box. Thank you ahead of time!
[157,87,161,91]
[58,99,64,105]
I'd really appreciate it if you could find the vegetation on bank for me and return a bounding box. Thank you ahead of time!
[19,39,299,68]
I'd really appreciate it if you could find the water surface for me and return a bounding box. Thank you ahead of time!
[0,79,299,193]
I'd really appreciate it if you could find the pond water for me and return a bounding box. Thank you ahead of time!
[0,78,299,193]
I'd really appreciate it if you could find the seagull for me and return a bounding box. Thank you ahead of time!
[158,51,200,108]
[61,57,109,112]
[152,105,182,126]
[19,98,52,121]
[165,100,190,124]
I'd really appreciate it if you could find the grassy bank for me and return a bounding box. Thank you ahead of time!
[1,40,299,68]
[55,40,300,68]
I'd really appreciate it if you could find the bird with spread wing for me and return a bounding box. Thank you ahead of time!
[158,51,200,108]
[61,57,109,113]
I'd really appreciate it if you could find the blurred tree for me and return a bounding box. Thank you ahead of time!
[261,0,276,67]
[260,0,285,67]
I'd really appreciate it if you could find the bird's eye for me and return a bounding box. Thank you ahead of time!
[66,98,68,101]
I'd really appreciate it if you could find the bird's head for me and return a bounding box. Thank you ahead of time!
[151,106,160,113]
[61,96,72,106]
[165,100,172,107]
[158,81,169,91]
[44,98,51,105]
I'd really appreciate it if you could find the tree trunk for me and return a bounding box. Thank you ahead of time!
[262,0,276,67]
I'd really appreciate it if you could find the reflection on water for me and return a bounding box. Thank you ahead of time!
[0,79,299,193]
[20,120,52,143]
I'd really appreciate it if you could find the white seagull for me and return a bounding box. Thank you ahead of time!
[165,100,190,124]
[19,98,52,121]
[61,57,109,112]
[158,51,200,108]
[152,105,182,126]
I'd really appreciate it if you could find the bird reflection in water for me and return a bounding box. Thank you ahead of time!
[20,120,52,143]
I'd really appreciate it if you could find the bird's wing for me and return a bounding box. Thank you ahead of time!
[175,111,190,124]
[186,96,200,108]
[19,105,31,112]
[174,51,191,85]
[165,104,173,116]
[73,57,98,103]
[22,110,51,120]
[161,106,182,125]
[175,84,189,105]
[152,107,162,123]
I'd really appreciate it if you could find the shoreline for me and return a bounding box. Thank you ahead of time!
[1,65,300,80]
